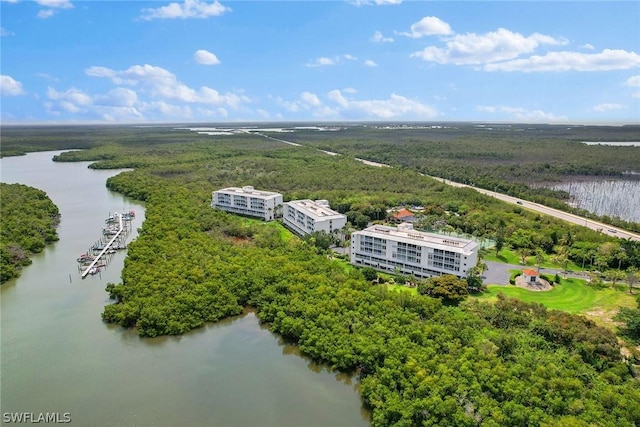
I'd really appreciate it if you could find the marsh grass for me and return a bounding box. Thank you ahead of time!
[549,179,640,223]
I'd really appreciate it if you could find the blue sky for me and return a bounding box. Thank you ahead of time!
[1,0,639,124]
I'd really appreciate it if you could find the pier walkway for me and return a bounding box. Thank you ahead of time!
[81,213,125,278]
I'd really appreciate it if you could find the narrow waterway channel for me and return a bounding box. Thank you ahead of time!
[1,151,370,426]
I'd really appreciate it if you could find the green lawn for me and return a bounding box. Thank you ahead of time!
[472,278,637,328]
[246,218,296,242]
[483,248,585,271]
[385,283,419,295]
[331,257,356,272]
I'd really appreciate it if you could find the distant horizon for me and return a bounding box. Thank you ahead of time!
[2,120,639,128]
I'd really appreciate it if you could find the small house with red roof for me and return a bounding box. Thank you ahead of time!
[522,269,539,284]
[390,208,415,223]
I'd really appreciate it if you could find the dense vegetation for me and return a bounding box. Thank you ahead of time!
[0,183,60,283]
[3,125,640,425]
[102,166,639,426]
[282,123,640,231]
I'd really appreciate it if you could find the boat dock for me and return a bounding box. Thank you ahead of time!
[79,211,134,278]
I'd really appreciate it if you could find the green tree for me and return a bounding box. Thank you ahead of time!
[517,247,531,265]
[535,248,545,273]
[551,245,570,273]
[466,266,485,293]
[614,306,640,343]
[626,266,639,294]
[303,230,334,251]
[417,274,469,303]
[604,269,626,289]
[361,267,378,282]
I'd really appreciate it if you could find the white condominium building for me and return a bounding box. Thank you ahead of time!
[212,186,283,221]
[350,223,478,279]
[282,199,347,236]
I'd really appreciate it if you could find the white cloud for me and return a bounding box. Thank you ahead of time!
[194,49,221,65]
[372,31,393,43]
[351,0,402,6]
[0,75,25,96]
[400,16,453,38]
[625,75,640,87]
[484,49,640,72]
[476,106,496,113]
[364,60,378,67]
[306,57,336,67]
[328,91,438,119]
[85,63,249,108]
[412,28,567,65]
[143,101,193,118]
[95,88,139,107]
[35,0,73,19]
[625,76,640,99]
[37,9,55,19]
[306,55,357,67]
[300,91,321,107]
[141,0,230,20]
[476,105,568,122]
[1,27,14,36]
[256,108,270,119]
[36,0,73,8]
[278,90,438,120]
[592,103,624,112]
[34,72,59,82]
[47,87,92,106]
[582,43,595,50]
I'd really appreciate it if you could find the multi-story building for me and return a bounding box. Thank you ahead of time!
[350,223,478,279]
[211,186,283,221]
[282,199,347,236]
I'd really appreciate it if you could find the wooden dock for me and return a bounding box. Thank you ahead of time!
[81,213,125,278]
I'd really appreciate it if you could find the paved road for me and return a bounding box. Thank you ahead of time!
[436,178,640,242]
[252,132,639,242]
[484,261,588,286]
[352,159,639,242]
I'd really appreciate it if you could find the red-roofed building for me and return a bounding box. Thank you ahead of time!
[390,208,415,223]
[522,269,539,284]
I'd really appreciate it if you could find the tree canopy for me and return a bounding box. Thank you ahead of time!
[3,125,640,426]
[0,183,60,283]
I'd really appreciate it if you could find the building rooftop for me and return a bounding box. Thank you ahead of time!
[286,199,345,221]
[391,208,414,219]
[216,186,282,198]
[358,223,478,254]
[522,269,538,276]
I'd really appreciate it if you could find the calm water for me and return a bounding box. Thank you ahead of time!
[549,179,640,223]
[0,151,370,427]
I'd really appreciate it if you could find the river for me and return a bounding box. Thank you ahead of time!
[0,151,370,426]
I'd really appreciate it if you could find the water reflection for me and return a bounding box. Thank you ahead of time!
[1,150,370,427]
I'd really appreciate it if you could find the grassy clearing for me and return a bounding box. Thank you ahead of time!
[472,278,637,328]
[331,257,356,273]
[385,284,419,295]
[484,248,585,271]
[245,218,296,242]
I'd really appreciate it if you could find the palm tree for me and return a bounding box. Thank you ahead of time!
[517,247,531,265]
[535,248,545,273]
[626,266,639,294]
[604,269,626,289]
[551,245,570,274]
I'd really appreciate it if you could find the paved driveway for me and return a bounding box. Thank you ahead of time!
[483,261,588,285]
